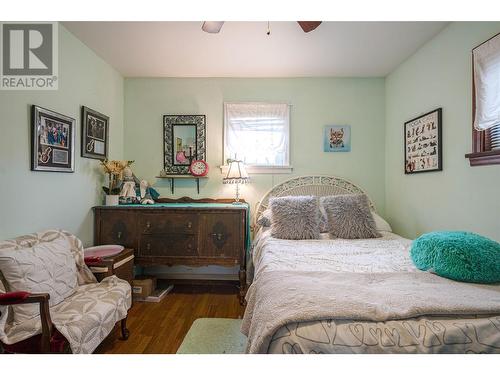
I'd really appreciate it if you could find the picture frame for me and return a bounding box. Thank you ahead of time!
[31,105,75,172]
[81,106,109,160]
[163,115,206,175]
[324,125,351,152]
[404,108,442,174]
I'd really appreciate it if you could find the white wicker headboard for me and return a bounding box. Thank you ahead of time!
[254,175,376,228]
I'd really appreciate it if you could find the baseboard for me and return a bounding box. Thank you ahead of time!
[142,271,239,281]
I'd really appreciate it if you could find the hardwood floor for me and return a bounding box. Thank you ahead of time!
[96,283,245,354]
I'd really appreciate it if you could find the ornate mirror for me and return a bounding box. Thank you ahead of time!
[163,115,206,174]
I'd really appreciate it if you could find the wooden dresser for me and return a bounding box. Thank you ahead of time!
[93,199,249,303]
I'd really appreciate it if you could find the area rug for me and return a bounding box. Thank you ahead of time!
[176,318,247,354]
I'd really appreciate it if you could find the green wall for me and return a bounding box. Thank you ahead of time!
[385,22,500,241]
[0,24,124,245]
[3,22,500,247]
[124,78,386,215]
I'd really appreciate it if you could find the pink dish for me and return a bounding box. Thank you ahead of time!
[84,245,124,258]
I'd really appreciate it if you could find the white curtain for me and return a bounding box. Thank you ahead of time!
[473,33,500,131]
[224,102,290,166]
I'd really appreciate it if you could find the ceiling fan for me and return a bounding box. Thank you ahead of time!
[201,21,322,34]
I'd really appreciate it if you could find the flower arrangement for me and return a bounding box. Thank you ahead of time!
[100,159,134,195]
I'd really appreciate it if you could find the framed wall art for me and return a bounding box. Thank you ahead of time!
[81,106,109,160]
[324,125,351,152]
[163,115,206,174]
[31,105,75,172]
[404,108,442,174]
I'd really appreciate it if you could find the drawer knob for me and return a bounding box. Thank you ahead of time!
[146,243,151,250]
[146,221,151,229]
[117,231,122,239]
[212,233,223,241]
[187,243,192,250]
[187,221,192,229]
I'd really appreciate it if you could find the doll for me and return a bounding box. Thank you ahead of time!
[119,166,139,204]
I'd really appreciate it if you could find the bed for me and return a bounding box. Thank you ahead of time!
[242,176,500,354]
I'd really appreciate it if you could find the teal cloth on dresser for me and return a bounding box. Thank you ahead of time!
[411,231,500,284]
[116,202,243,209]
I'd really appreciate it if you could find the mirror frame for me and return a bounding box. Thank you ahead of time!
[163,115,206,174]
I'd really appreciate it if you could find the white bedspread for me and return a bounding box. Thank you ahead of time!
[252,230,417,276]
[242,230,500,354]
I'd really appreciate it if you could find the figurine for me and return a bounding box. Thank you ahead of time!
[140,180,155,205]
[120,166,138,201]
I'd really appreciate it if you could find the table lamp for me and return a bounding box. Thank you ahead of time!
[223,159,250,204]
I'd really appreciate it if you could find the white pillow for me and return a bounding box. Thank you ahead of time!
[0,236,78,323]
[372,212,392,232]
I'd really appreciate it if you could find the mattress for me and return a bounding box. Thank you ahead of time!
[247,229,500,354]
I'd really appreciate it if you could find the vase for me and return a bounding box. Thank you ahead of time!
[105,194,120,206]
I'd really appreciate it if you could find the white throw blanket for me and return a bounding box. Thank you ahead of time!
[242,230,500,353]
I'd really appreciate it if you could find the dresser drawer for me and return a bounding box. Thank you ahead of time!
[139,213,197,234]
[138,235,198,257]
[200,212,242,260]
[97,210,137,248]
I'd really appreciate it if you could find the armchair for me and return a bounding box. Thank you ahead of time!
[0,292,59,353]
[0,230,132,354]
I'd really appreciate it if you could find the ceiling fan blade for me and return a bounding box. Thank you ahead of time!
[297,21,322,33]
[202,21,225,33]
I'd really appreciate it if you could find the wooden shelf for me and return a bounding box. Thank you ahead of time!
[155,175,208,194]
[155,175,208,179]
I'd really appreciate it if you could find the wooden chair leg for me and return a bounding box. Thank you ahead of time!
[38,294,53,353]
[120,317,130,340]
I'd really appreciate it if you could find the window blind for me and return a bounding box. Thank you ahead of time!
[487,123,500,150]
[473,33,500,131]
[224,102,290,167]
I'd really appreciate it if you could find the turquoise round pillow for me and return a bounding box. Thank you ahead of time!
[410,231,500,284]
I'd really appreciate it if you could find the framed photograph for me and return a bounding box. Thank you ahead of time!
[324,125,351,152]
[81,106,109,160]
[163,115,206,174]
[31,105,75,172]
[404,108,442,174]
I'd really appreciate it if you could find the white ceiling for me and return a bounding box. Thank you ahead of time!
[63,21,448,78]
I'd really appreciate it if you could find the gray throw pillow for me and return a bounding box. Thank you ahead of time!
[322,194,381,239]
[270,196,321,240]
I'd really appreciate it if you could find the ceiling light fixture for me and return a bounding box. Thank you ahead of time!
[201,21,322,34]
[201,21,225,34]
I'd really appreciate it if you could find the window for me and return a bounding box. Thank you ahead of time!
[466,32,500,166]
[224,102,291,172]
